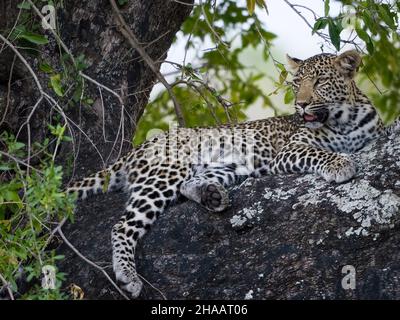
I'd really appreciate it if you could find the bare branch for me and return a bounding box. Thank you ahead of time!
[199,0,229,47]
[0,273,14,300]
[0,54,16,128]
[170,0,196,6]
[57,227,130,300]
[283,0,359,50]
[0,150,42,173]
[0,34,44,93]
[109,0,186,127]
[26,0,76,67]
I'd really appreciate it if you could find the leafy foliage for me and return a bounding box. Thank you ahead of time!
[134,0,278,144]
[0,132,75,300]
[136,0,400,146]
[0,0,77,299]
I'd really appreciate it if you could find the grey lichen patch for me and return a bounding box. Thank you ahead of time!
[357,140,378,164]
[383,133,400,155]
[230,201,264,230]
[263,175,327,211]
[244,289,254,300]
[331,180,400,236]
[262,164,400,238]
[229,215,247,229]
[264,186,298,200]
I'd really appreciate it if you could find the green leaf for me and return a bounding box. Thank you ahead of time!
[312,18,328,34]
[279,70,288,85]
[50,74,64,97]
[275,62,286,72]
[355,26,369,43]
[0,164,12,171]
[256,0,268,13]
[284,87,295,104]
[4,190,20,202]
[0,220,11,232]
[18,32,48,45]
[13,142,25,150]
[362,11,377,35]
[39,63,53,73]
[328,19,341,51]
[85,98,94,105]
[377,4,395,29]
[365,38,374,54]
[324,0,330,16]
[246,0,256,15]
[62,136,73,142]
[17,1,31,9]
[75,54,88,71]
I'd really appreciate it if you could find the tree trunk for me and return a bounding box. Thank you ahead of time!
[1,0,193,298]
[0,0,193,177]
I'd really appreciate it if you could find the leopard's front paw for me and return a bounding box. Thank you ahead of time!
[320,156,356,183]
[114,265,143,299]
[200,182,230,212]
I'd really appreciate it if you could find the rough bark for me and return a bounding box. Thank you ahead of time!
[0,0,193,297]
[58,131,400,300]
[0,0,193,177]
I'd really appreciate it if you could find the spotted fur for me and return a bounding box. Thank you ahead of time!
[67,50,397,298]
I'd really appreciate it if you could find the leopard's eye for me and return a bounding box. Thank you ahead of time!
[314,76,329,87]
[291,78,300,88]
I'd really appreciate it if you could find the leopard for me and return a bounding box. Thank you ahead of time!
[66,49,399,298]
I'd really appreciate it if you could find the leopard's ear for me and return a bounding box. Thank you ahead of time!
[334,50,362,78]
[286,54,303,71]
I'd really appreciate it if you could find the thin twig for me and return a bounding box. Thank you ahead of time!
[27,0,76,67]
[0,151,42,173]
[0,34,44,93]
[79,72,126,161]
[41,217,68,253]
[0,3,23,54]
[199,0,229,47]
[283,0,358,50]
[171,0,196,6]
[0,54,16,128]
[109,0,186,127]
[57,227,130,300]
[0,273,14,300]
[28,0,127,163]
[137,273,167,300]
[291,3,319,20]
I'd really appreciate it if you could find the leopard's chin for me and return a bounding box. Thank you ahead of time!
[305,121,325,129]
[302,109,329,129]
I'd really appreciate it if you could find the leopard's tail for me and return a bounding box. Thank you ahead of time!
[66,158,127,201]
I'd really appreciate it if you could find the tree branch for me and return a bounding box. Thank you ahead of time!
[0,272,14,300]
[109,0,186,127]
[57,227,130,300]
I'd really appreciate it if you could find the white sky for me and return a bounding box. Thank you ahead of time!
[153,0,355,120]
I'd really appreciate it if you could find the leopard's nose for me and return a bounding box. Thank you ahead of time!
[296,101,310,109]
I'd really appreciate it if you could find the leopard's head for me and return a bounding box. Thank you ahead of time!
[287,50,362,129]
